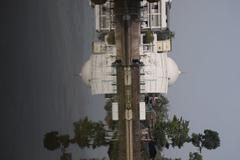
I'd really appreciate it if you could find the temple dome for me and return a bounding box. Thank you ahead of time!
[167,57,181,86]
[80,57,92,87]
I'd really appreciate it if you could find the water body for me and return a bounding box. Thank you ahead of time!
[1,0,106,159]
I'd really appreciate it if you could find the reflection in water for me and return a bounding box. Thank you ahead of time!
[43,98,120,159]
[44,117,109,160]
[43,95,220,160]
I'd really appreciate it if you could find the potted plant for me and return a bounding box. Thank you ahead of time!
[107,30,116,45]
[143,29,154,44]
[157,30,175,41]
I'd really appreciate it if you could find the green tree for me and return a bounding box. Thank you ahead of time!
[191,133,201,149]
[165,115,190,148]
[202,129,220,150]
[59,135,70,148]
[73,117,95,148]
[73,117,108,149]
[43,132,71,151]
[189,152,202,160]
[92,122,108,148]
[147,94,169,152]
[151,95,220,159]
[153,103,190,149]
[154,95,169,121]
[43,117,110,160]
[43,131,61,151]
[191,129,220,152]
[153,121,169,150]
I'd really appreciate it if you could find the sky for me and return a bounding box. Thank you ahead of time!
[1,0,240,160]
[165,0,240,159]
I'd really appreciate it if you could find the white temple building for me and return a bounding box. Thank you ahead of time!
[94,0,172,32]
[81,0,180,96]
[83,0,179,121]
[81,50,180,95]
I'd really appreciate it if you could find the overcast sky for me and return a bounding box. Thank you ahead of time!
[165,0,240,159]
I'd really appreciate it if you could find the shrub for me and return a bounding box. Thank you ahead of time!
[107,30,116,45]
[143,29,154,44]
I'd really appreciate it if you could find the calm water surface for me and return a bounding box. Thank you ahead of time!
[1,0,106,159]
